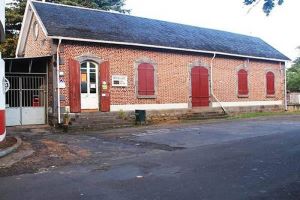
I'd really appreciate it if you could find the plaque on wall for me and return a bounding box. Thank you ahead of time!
[112,75,128,87]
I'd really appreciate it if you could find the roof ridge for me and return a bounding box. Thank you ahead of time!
[31,0,132,17]
[29,0,289,61]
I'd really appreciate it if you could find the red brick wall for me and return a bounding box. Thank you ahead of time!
[213,58,284,102]
[58,41,284,108]
[23,15,53,57]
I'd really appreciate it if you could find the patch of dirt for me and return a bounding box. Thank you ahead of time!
[0,137,17,150]
[0,138,91,177]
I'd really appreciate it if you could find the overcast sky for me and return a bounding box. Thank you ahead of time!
[124,0,299,61]
[5,0,300,61]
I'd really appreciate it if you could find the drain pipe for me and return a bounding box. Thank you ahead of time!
[56,39,62,124]
[210,53,227,114]
[283,62,288,111]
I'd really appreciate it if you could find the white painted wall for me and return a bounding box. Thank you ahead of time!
[212,101,283,108]
[110,103,189,111]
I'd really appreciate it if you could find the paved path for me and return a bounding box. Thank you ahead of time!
[1,115,300,200]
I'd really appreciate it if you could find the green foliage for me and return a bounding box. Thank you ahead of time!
[0,37,18,58]
[287,58,300,92]
[50,0,130,13]
[1,0,129,58]
[244,0,284,15]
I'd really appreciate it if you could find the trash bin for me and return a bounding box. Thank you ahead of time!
[135,110,146,125]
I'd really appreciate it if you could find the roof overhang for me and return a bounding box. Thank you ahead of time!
[18,1,290,62]
[4,55,52,61]
[49,35,290,62]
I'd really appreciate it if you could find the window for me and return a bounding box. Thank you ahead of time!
[238,69,248,96]
[137,63,155,97]
[80,61,98,94]
[266,71,275,96]
[33,21,39,40]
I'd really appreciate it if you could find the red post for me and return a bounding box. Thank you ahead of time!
[0,0,5,142]
[0,58,5,142]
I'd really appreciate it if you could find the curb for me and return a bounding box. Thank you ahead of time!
[0,136,22,158]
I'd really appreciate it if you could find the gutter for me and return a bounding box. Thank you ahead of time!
[56,39,62,124]
[284,62,288,111]
[48,36,289,63]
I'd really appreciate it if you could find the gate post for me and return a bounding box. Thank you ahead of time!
[0,0,5,142]
[0,56,5,142]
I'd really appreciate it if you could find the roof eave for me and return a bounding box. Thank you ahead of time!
[49,35,290,62]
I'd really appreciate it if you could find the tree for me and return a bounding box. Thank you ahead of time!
[0,0,129,58]
[244,0,284,15]
[287,58,300,92]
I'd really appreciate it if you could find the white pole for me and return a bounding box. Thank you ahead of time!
[0,54,6,142]
[284,62,288,111]
[57,39,62,124]
[0,0,6,142]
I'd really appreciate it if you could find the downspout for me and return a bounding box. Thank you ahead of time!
[210,53,227,114]
[56,39,62,124]
[283,62,288,111]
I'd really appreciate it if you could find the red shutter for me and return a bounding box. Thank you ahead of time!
[238,69,248,95]
[100,61,110,112]
[138,63,154,95]
[266,72,275,95]
[69,59,81,113]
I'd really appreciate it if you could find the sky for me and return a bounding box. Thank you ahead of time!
[5,0,300,62]
[123,0,300,62]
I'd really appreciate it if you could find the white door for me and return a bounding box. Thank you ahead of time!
[80,61,99,110]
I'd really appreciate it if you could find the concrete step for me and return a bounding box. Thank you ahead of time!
[75,111,134,117]
[181,111,228,120]
[68,123,134,132]
[68,111,135,131]
[183,115,228,120]
[72,118,134,124]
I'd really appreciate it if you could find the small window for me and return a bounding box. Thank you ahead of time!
[266,71,275,96]
[33,21,39,40]
[238,69,248,96]
[137,63,155,97]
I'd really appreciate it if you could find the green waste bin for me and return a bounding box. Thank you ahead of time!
[135,110,146,124]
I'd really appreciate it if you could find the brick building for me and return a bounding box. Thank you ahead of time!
[15,1,289,125]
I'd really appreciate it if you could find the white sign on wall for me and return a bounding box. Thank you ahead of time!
[112,75,128,87]
[58,78,66,89]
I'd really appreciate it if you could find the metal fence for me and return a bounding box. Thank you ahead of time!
[6,76,46,108]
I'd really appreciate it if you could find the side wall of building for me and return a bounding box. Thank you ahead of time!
[58,41,284,111]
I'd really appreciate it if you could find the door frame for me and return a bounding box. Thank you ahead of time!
[188,60,211,108]
[74,54,110,112]
[80,61,99,110]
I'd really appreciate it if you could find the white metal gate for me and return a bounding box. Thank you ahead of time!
[5,75,46,126]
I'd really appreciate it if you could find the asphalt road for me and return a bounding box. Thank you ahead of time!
[1,115,300,200]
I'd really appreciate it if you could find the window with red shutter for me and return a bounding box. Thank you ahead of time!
[238,69,248,96]
[266,71,275,96]
[138,63,155,97]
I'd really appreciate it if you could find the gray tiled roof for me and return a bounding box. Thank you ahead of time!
[32,1,289,61]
